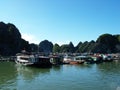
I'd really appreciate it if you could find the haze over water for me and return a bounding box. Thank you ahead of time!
[0,61,120,90]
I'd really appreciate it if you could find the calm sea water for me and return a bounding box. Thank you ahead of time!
[0,61,120,90]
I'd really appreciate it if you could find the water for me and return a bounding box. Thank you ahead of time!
[0,61,120,90]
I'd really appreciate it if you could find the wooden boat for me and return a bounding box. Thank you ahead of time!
[69,60,84,65]
[50,55,63,65]
[34,56,52,67]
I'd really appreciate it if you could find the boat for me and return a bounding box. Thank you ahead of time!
[69,56,85,65]
[82,56,94,64]
[50,55,63,65]
[15,53,36,66]
[63,54,73,64]
[90,55,103,63]
[16,53,52,67]
[34,56,52,67]
[102,54,113,62]
[63,55,85,65]
[69,61,80,64]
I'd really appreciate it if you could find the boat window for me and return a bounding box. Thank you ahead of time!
[20,57,29,60]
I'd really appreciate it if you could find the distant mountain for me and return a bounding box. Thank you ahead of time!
[39,40,53,54]
[0,21,119,56]
[92,34,120,53]
[0,22,30,56]
[74,33,120,53]
[53,34,120,54]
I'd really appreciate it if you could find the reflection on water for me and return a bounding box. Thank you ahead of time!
[0,61,120,90]
[96,62,120,90]
[0,62,17,90]
[16,65,51,80]
[97,61,120,73]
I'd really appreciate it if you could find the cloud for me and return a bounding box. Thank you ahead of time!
[54,40,70,46]
[21,33,39,44]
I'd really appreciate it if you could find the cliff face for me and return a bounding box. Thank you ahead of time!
[0,22,27,56]
[0,21,120,55]
[75,34,120,54]
[39,40,53,54]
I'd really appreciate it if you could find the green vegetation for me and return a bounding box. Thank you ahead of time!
[0,22,20,56]
[53,43,60,53]
[0,22,30,56]
[0,21,120,56]
[29,43,38,52]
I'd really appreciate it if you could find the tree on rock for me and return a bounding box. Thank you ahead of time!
[96,33,118,53]
[0,22,21,55]
[39,40,53,54]
[53,43,60,53]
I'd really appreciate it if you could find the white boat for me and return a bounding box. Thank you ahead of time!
[73,56,86,62]
[102,54,113,62]
[63,55,73,64]
[63,55,89,64]
[15,54,36,66]
[16,53,52,67]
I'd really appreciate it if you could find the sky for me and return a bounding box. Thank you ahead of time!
[0,0,120,46]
